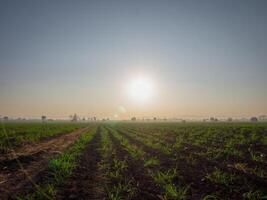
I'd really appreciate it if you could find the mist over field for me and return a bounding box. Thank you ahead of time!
[0,1,267,199]
[0,0,267,120]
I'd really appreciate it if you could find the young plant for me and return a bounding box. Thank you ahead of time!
[163,184,189,200]
[153,168,179,185]
[243,190,267,200]
[144,158,160,167]
[206,168,235,186]
[17,127,97,199]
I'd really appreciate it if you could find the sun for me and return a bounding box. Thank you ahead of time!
[128,76,154,103]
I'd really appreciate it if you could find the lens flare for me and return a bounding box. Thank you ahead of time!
[128,77,153,103]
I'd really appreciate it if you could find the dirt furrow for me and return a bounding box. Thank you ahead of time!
[116,129,174,167]
[116,128,267,199]
[57,126,105,200]
[115,128,219,199]
[0,126,91,199]
[107,128,161,200]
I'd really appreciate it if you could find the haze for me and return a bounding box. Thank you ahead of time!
[0,0,267,119]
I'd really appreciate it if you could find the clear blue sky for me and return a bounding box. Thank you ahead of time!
[0,0,266,119]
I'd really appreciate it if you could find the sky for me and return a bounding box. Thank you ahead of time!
[0,0,267,119]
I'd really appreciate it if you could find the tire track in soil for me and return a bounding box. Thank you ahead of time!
[107,128,161,200]
[0,126,91,200]
[57,126,105,200]
[116,129,267,199]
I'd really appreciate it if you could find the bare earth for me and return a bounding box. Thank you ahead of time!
[0,126,90,199]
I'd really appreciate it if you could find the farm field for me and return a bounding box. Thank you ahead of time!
[0,122,94,199]
[0,122,89,153]
[2,1,267,199]
[0,122,267,200]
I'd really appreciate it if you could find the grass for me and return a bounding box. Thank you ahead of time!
[249,150,264,162]
[153,168,179,185]
[112,122,267,199]
[17,126,97,199]
[110,128,145,160]
[4,122,267,199]
[107,180,137,200]
[243,190,267,200]
[206,168,235,186]
[144,157,160,167]
[152,168,189,199]
[99,127,137,200]
[163,184,189,200]
[109,127,191,199]
[0,121,88,152]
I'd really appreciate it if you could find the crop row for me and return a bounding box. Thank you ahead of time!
[8,123,267,199]
[113,123,267,199]
[0,122,89,152]
[16,126,98,199]
[107,127,190,200]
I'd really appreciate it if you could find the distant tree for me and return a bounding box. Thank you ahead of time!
[93,116,97,121]
[250,117,258,122]
[131,117,136,121]
[3,116,8,121]
[71,114,78,122]
[210,117,218,122]
[41,115,46,122]
[153,117,157,121]
[259,115,267,121]
[227,117,233,122]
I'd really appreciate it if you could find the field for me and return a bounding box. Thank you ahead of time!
[0,122,89,153]
[0,122,267,200]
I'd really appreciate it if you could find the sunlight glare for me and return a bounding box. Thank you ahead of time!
[128,77,154,103]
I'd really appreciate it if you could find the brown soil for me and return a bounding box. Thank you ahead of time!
[116,129,230,199]
[0,126,90,199]
[57,126,106,200]
[117,128,267,199]
[107,128,161,200]
[57,126,161,200]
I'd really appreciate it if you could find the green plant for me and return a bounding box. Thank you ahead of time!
[107,181,137,200]
[0,122,89,152]
[19,127,97,199]
[243,190,267,200]
[144,158,160,167]
[249,150,264,162]
[163,184,189,200]
[153,168,179,185]
[206,168,235,186]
